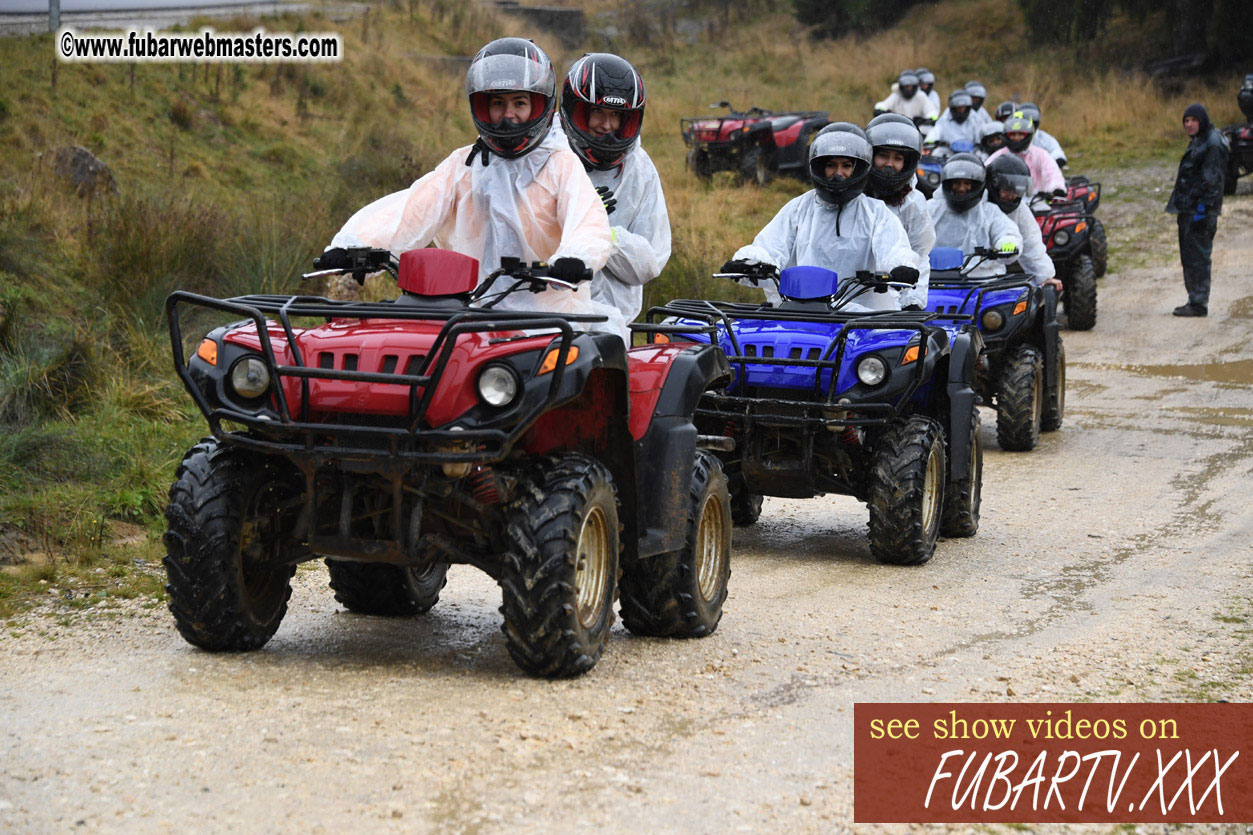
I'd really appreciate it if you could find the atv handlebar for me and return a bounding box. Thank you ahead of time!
[304,247,398,283]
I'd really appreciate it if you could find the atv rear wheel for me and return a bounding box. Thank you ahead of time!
[163,439,299,651]
[1224,160,1239,195]
[501,454,620,677]
[868,416,945,566]
[1042,338,1066,432]
[686,149,712,181]
[740,144,774,186]
[620,452,731,638]
[996,344,1043,452]
[1089,217,1108,276]
[730,486,763,527]
[1064,255,1098,331]
[326,560,448,616]
[940,405,982,538]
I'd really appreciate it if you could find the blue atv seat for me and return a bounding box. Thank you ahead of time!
[779,265,840,300]
[929,247,963,271]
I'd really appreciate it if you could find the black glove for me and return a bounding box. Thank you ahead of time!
[547,257,591,284]
[902,303,923,311]
[596,185,617,216]
[314,247,351,270]
[1052,188,1068,199]
[720,259,753,274]
[889,265,920,286]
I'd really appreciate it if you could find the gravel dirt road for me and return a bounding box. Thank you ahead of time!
[2,167,1251,833]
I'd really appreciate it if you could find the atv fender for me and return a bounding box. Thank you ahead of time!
[945,329,983,483]
[633,344,731,560]
[1040,285,1062,394]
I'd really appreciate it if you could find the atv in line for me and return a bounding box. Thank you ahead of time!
[925,247,1065,452]
[164,247,733,677]
[1035,197,1099,330]
[681,102,829,185]
[642,265,983,567]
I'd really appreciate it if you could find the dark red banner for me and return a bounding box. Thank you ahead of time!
[854,703,1253,823]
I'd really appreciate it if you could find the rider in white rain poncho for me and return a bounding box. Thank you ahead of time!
[984,154,1061,291]
[916,68,941,115]
[721,130,921,312]
[964,81,992,128]
[864,114,935,310]
[324,38,625,338]
[926,153,1023,279]
[926,90,982,148]
[557,52,670,326]
[976,121,1006,161]
[873,70,940,122]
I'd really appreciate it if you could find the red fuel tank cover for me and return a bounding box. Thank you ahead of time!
[398,248,480,297]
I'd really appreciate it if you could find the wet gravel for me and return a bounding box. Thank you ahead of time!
[1,171,1251,834]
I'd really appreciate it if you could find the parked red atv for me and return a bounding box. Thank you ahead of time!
[1222,122,1253,195]
[681,101,828,185]
[1035,200,1098,331]
[1062,175,1107,276]
[163,248,733,677]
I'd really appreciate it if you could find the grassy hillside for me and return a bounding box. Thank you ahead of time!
[0,0,1242,614]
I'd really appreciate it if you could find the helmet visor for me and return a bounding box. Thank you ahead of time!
[466,53,554,98]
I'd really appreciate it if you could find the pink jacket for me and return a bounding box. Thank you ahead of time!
[988,145,1066,197]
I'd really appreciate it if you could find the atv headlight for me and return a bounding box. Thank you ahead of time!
[856,355,888,386]
[229,356,271,399]
[477,364,519,407]
[1054,230,1071,246]
[981,309,1005,331]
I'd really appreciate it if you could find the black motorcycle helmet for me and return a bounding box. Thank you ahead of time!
[865,119,922,198]
[1003,113,1035,153]
[964,81,987,112]
[986,153,1032,213]
[916,67,935,94]
[816,121,869,141]
[559,52,646,171]
[809,130,872,207]
[897,70,920,100]
[465,38,558,160]
[866,112,915,130]
[948,90,973,124]
[994,100,1018,122]
[979,121,1006,156]
[940,153,987,213]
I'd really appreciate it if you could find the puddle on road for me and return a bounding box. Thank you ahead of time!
[1229,296,1253,319]
[1075,359,1253,386]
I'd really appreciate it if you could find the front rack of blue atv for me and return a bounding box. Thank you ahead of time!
[637,299,963,429]
[167,291,604,466]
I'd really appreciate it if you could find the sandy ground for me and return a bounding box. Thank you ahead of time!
[1,168,1251,834]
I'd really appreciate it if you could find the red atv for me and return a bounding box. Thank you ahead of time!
[163,248,733,677]
[1222,122,1253,195]
[1035,200,1098,331]
[1062,175,1107,276]
[681,101,828,185]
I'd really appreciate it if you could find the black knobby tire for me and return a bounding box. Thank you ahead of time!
[740,144,774,186]
[163,439,298,651]
[996,344,1043,452]
[686,149,712,181]
[620,452,731,639]
[326,560,448,616]
[730,487,763,527]
[500,454,621,677]
[1042,337,1066,432]
[1224,160,1239,196]
[940,405,982,538]
[868,416,946,566]
[1089,217,1108,277]
[1064,255,1098,331]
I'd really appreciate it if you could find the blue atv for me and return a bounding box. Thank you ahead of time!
[925,247,1064,452]
[639,265,983,566]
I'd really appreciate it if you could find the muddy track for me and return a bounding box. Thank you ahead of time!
[1,168,1251,833]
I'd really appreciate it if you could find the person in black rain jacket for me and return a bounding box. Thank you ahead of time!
[1165,103,1229,317]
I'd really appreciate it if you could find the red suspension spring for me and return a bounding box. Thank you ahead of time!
[468,466,499,505]
[841,427,861,446]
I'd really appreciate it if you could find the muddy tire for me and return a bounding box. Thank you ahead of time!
[940,405,982,538]
[163,439,299,651]
[620,452,731,639]
[686,149,712,181]
[996,344,1043,452]
[1089,217,1108,277]
[501,454,620,677]
[1064,255,1097,331]
[1042,338,1066,432]
[868,416,945,566]
[730,487,763,527]
[326,560,448,616]
[740,144,774,186]
[1224,160,1239,195]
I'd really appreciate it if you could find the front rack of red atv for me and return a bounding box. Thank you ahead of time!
[167,291,603,465]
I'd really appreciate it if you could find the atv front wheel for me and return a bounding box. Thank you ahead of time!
[940,405,982,538]
[996,344,1043,452]
[163,439,299,651]
[868,416,945,566]
[686,149,712,181]
[1042,338,1066,432]
[620,452,731,638]
[326,560,448,616]
[730,486,763,527]
[1089,217,1108,276]
[740,144,774,186]
[1224,160,1239,195]
[501,454,621,677]
[1064,255,1098,331]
